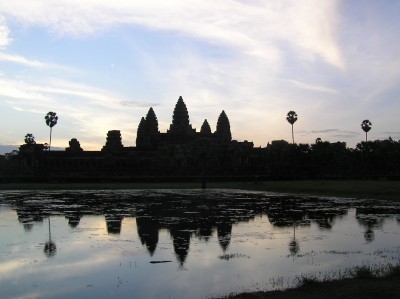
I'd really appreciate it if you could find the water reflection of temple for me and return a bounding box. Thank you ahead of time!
[135,201,234,264]
[4,191,399,264]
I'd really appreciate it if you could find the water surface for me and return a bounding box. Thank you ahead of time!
[0,189,399,299]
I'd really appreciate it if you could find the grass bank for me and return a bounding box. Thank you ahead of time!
[232,180,400,201]
[0,180,399,201]
[220,265,400,299]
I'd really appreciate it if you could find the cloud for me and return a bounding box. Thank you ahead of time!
[311,129,340,133]
[0,16,11,48]
[337,1,400,105]
[2,0,398,150]
[309,128,359,139]
[0,52,50,68]
[381,131,400,135]
[4,78,153,110]
[0,77,150,148]
[119,100,159,108]
[0,52,78,71]
[0,0,350,149]
[286,79,338,94]
[0,0,344,69]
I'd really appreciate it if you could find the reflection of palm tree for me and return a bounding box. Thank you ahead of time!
[286,111,298,144]
[361,119,372,142]
[44,217,56,257]
[289,222,299,257]
[364,228,374,243]
[356,211,383,243]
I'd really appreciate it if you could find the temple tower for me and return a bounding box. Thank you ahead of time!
[66,138,83,152]
[145,107,159,135]
[136,117,146,148]
[136,107,159,150]
[168,96,195,136]
[215,110,232,142]
[102,130,124,152]
[200,119,212,136]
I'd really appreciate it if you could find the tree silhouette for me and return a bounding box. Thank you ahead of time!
[24,133,36,145]
[286,111,298,144]
[45,112,58,151]
[44,217,56,257]
[361,119,372,142]
[289,222,300,257]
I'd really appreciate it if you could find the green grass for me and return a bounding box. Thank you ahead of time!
[0,180,399,201]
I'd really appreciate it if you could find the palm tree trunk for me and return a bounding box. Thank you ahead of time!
[291,124,294,144]
[49,127,52,151]
[48,217,52,241]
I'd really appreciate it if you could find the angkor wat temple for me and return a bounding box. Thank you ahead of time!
[11,96,400,181]
[17,96,262,179]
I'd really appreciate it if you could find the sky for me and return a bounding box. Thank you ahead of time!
[1,0,400,154]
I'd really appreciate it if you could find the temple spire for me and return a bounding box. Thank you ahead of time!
[168,96,194,136]
[136,107,159,150]
[200,119,212,136]
[145,107,159,135]
[136,117,146,148]
[215,110,232,142]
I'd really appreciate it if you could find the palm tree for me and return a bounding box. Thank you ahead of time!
[286,111,298,144]
[361,119,372,142]
[24,133,36,145]
[45,112,58,150]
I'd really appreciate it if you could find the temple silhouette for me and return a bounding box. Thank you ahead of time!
[17,96,260,179]
[9,96,400,181]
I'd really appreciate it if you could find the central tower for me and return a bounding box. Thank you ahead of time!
[167,96,196,136]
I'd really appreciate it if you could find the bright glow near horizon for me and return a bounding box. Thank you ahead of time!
[1,0,400,153]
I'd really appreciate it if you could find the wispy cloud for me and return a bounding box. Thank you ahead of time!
[312,129,341,133]
[119,100,159,108]
[0,77,148,148]
[0,52,50,68]
[0,77,152,111]
[0,1,399,150]
[0,16,10,49]
[0,0,344,69]
[0,52,80,72]
[309,128,359,139]
[286,80,338,94]
[381,131,400,135]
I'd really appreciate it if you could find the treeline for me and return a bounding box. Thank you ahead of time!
[261,138,400,179]
[1,137,400,180]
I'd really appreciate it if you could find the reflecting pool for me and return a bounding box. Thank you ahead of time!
[0,189,399,299]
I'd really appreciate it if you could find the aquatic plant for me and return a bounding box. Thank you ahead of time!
[218,253,250,260]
